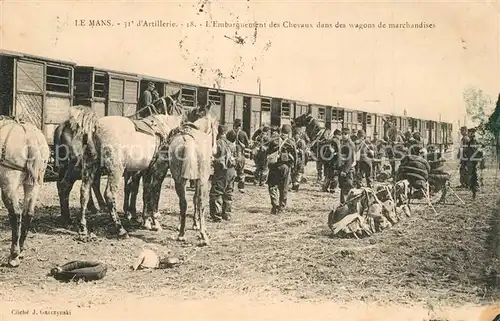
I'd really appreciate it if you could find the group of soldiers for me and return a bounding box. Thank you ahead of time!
[138,83,483,217]
[209,120,306,219]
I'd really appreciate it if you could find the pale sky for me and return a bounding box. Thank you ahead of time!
[1,0,499,126]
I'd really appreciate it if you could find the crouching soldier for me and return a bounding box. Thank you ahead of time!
[209,125,237,222]
[266,124,297,214]
[291,129,307,191]
[339,128,356,204]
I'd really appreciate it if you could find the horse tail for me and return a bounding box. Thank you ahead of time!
[180,140,198,180]
[25,137,47,186]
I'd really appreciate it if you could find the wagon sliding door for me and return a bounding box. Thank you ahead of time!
[14,60,73,145]
[108,75,139,116]
[14,60,44,129]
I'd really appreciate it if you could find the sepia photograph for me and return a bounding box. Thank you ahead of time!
[0,0,499,320]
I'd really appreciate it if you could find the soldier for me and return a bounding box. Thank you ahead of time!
[252,125,271,186]
[355,129,374,188]
[338,128,356,204]
[138,82,156,112]
[322,129,341,193]
[251,124,270,141]
[458,126,470,188]
[371,131,383,178]
[209,124,237,222]
[226,119,250,193]
[350,129,358,142]
[465,128,481,199]
[266,124,297,214]
[291,129,307,191]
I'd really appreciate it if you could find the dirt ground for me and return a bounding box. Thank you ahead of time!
[1,159,500,320]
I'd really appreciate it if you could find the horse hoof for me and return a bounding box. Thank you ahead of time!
[177,236,186,242]
[55,216,72,228]
[192,225,200,231]
[143,220,153,230]
[8,256,20,267]
[199,240,209,247]
[118,229,129,239]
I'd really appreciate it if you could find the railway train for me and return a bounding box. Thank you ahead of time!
[0,49,454,178]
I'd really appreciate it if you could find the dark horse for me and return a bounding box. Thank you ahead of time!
[53,105,105,226]
[54,94,182,227]
[293,109,340,192]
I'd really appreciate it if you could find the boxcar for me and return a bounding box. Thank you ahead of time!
[0,50,75,146]
[74,66,140,117]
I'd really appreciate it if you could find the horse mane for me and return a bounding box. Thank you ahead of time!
[67,105,99,137]
[0,115,23,125]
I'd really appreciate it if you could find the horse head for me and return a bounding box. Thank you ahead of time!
[188,102,219,156]
[293,108,313,128]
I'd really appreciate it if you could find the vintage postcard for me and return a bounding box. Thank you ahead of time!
[0,0,499,320]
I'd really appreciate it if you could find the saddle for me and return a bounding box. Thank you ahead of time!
[131,116,169,139]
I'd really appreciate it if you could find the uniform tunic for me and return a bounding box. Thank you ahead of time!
[266,134,297,213]
[226,128,250,190]
[209,136,237,221]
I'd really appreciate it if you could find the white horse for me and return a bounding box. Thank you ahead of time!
[0,116,50,267]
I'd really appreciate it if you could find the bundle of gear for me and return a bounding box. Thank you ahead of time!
[327,181,412,238]
[396,151,450,203]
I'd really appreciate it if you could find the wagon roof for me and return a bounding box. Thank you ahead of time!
[75,65,141,78]
[0,49,76,66]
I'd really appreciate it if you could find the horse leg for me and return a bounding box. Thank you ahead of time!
[57,162,77,226]
[2,172,22,267]
[197,180,210,246]
[92,170,106,209]
[141,170,154,230]
[150,169,168,231]
[105,169,129,239]
[123,172,132,219]
[175,179,188,241]
[128,173,142,221]
[79,163,96,238]
[19,181,41,258]
[152,168,168,218]
[192,180,200,230]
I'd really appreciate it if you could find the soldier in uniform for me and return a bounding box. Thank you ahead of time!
[266,124,297,214]
[226,119,250,193]
[355,129,375,188]
[209,124,237,222]
[465,128,481,199]
[338,128,356,204]
[291,128,307,191]
[138,82,156,116]
[458,126,470,188]
[322,129,341,193]
[371,131,383,178]
[252,125,271,186]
